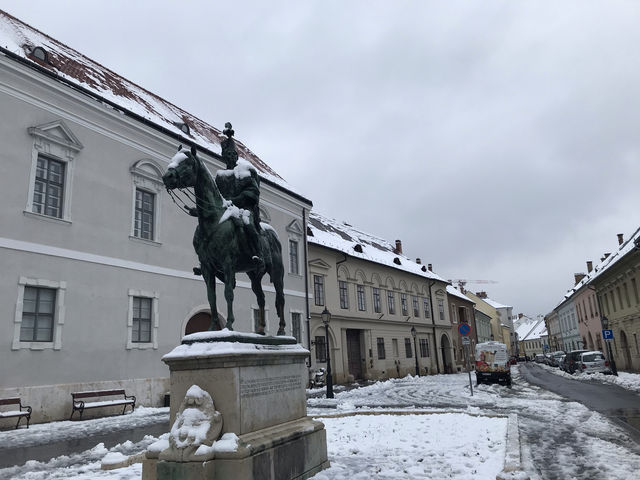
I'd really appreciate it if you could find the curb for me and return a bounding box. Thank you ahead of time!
[496,413,530,480]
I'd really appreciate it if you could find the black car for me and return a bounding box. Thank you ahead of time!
[564,349,588,374]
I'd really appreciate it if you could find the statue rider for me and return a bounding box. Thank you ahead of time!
[189,123,263,273]
[216,123,263,268]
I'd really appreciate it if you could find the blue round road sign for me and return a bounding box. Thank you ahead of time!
[458,323,471,336]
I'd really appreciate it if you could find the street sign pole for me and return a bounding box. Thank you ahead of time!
[460,331,473,396]
[465,343,473,396]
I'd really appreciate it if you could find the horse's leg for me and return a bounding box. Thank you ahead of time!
[248,271,266,335]
[201,267,219,330]
[223,271,235,331]
[274,273,286,336]
[268,239,287,336]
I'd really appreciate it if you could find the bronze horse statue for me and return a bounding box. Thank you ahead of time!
[162,145,286,335]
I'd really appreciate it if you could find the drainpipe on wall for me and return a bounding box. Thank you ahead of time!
[303,207,311,358]
[428,279,441,374]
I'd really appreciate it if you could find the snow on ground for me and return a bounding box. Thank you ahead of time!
[311,413,507,479]
[535,362,640,393]
[2,368,640,479]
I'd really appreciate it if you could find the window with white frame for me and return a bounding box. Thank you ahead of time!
[13,277,66,350]
[412,296,419,317]
[373,287,382,313]
[132,297,152,343]
[130,159,164,243]
[134,189,155,240]
[339,280,349,309]
[126,290,158,349]
[26,120,83,222]
[20,286,56,342]
[289,239,299,275]
[438,299,445,320]
[419,338,429,357]
[377,337,386,359]
[387,290,396,314]
[32,155,65,218]
[357,285,366,311]
[405,338,413,358]
[423,298,431,318]
[291,312,302,342]
[315,336,327,362]
[401,293,408,316]
[314,275,325,306]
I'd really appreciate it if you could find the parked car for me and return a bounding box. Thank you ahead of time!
[534,354,546,364]
[564,349,589,374]
[548,351,565,367]
[558,354,566,371]
[577,351,612,375]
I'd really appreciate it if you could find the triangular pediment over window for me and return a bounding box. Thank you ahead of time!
[28,120,83,152]
[309,258,331,270]
[435,288,446,296]
[286,220,303,236]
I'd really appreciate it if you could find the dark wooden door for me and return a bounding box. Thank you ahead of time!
[346,329,363,379]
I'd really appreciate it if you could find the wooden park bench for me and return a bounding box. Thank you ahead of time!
[0,397,32,429]
[70,389,136,420]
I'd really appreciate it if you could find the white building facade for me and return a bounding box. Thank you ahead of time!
[0,11,311,423]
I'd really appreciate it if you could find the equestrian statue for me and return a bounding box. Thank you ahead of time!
[162,123,286,335]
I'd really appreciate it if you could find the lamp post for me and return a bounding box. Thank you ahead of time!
[321,308,334,398]
[411,326,420,376]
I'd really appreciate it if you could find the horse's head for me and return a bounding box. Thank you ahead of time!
[163,145,200,190]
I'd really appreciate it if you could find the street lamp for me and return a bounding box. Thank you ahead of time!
[321,308,334,398]
[411,326,420,376]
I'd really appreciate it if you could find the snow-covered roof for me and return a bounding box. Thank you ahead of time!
[446,285,473,303]
[557,225,640,307]
[514,316,546,340]
[483,297,512,310]
[308,211,446,283]
[525,319,547,340]
[0,10,309,203]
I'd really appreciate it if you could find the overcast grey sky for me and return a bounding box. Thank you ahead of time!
[4,1,640,317]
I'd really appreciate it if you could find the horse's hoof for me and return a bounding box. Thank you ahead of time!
[193,267,202,276]
[277,329,286,336]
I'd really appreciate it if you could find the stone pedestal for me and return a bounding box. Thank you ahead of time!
[145,331,329,480]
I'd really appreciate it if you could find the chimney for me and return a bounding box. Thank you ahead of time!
[518,313,523,319]
[394,239,403,255]
[586,261,593,273]
[574,273,586,285]
[416,258,422,264]
[427,263,433,272]
[476,291,487,299]
[617,233,624,245]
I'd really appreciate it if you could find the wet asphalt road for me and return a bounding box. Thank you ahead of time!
[519,362,640,442]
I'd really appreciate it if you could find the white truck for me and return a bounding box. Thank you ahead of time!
[475,341,512,387]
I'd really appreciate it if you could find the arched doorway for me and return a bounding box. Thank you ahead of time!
[441,334,452,374]
[185,311,222,335]
[620,330,632,369]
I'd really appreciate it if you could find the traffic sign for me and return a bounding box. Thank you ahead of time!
[602,329,614,341]
[458,323,471,336]
[462,337,471,345]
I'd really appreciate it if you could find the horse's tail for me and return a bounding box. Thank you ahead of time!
[262,226,285,329]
